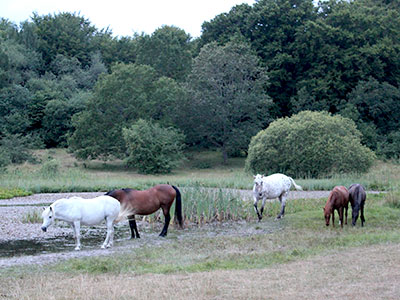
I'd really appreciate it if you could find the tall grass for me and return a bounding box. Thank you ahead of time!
[1,149,399,197]
[182,187,253,223]
[21,209,43,224]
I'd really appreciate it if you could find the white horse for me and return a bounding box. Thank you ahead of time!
[253,173,303,220]
[41,195,129,251]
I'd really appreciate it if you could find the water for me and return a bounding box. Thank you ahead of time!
[0,220,285,258]
[0,226,130,258]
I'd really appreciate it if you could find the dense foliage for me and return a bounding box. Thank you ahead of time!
[182,42,271,162]
[1,0,399,173]
[123,119,185,174]
[245,111,376,177]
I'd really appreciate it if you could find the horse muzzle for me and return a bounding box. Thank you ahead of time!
[41,226,47,232]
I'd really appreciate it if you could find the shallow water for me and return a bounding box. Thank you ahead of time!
[0,226,130,257]
[0,219,285,258]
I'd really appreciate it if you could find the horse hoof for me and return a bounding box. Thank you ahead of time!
[74,247,81,251]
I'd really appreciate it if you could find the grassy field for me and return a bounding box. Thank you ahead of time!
[1,149,399,299]
[1,149,399,197]
[1,191,399,299]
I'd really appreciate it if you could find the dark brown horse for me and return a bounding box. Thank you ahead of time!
[106,184,183,238]
[323,186,349,228]
[348,184,366,227]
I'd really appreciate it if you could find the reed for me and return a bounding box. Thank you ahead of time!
[181,187,254,224]
[21,209,42,224]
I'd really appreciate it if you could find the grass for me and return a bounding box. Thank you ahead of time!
[0,188,399,299]
[46,193,398,275]
[21,209,43,224]
[1,149,400,198]
[0,187,31,199]
[3,244,399,299]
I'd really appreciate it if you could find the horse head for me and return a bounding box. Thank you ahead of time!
[41,206,54,232]
[352,203,360,226]
[323,207,331,226]
[253,174,264,198]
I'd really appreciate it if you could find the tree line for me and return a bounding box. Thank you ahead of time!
[1,0,399,171]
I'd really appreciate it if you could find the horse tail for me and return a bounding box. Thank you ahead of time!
[289,177,303,191]
[171,185,183,228]
[114,204,135,223]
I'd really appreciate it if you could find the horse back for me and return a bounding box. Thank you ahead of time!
[348,184,366,206]
[328,186,349,208]
[262,173,292,198]
[106,184,176,215]
[80,196,120,223]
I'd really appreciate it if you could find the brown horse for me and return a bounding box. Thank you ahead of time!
[323,186,349,228]
[106,184,183,238]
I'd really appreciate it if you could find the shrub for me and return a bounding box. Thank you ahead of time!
[39,159,60,177]
[0,133,37,165]
[245,111,376,177]
[123,119,185,174]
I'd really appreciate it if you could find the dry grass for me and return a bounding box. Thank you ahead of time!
[2,243,399,300]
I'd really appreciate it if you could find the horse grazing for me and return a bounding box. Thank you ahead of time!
[348,184,366,227]
[253,173,303,220]
[106,184,183,238]
[324,186,349,228]
[41,195,129,250]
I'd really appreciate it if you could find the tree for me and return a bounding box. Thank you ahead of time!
[68,63,184,160]
[339,77,400,151]
[200,4,253,47]
[123,119,185,174]
[136,26,193,81]
[245,111,376,177]
[183,41,272,163]
[32,12,97,69]
[200,0,316,117]
[292,0,400,114]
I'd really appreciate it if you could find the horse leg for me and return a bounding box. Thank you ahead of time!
[73,221,81,251]
[276,193,288,220]
[253,197,262,221]
[345,204,348,225]
[159,212,171,237]
[331,210,335,227]
[102,217,114,249]
[260,197,267,219]
[360,203,365,227]
[339,207,344,228]
[128,215,140,239]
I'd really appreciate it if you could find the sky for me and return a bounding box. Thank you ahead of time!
[1,0,256,38]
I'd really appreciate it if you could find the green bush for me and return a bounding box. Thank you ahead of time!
[123,119,185,174]
[39,159,60,177]
[245,111,376,177]
[0,133,37,165]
